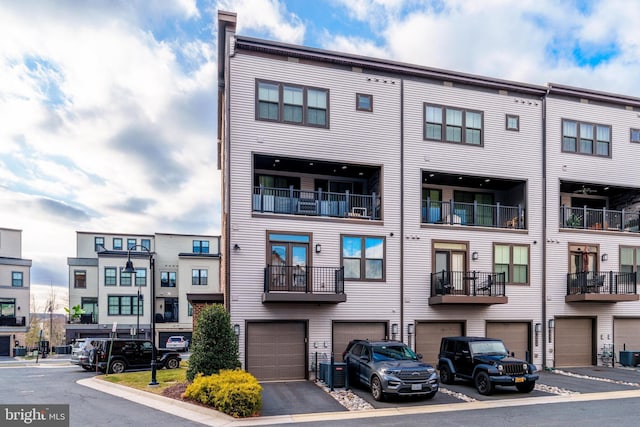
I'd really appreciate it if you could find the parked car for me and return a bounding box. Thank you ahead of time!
[165,336,189,351]
[437,336,538,395]
[80,338,181,374]
[343,339,439,401]
[70,338,97,371]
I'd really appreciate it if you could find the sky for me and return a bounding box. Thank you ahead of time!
[2,0,640,310]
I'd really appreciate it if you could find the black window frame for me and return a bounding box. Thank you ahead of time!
[193,240,210,254]
[341,234,386,282]
[192,269,208,286]
[127,238,137,250]
[107,295,143,316]
[424,103,484,146]
[631,128,640,144]
[493,243,530,285]
[94,237,105,252]
[161,271,177,287]
[356,93,373,112]
[256,79,330,128]
[11,272,23,287]
[506,114,520,131]
[105,267,117,286]
[112,238,123,251]
[561,118,611,157]
[74,270,86,288]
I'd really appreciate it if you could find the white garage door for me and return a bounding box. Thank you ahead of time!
[614,318,640,351]
[333,322,387,361]
[555,318,593,367]
[415,322,464,365]
[246,322,306,381]
[486,322,531,362]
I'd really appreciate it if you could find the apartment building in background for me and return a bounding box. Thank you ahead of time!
[218,11,640,381]
[0,227,31,356]
[66,231,222,345]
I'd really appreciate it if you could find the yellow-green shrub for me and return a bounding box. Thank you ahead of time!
[183,369,262,417]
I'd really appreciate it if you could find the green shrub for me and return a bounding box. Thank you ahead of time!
[186,304,240,381]
[183,370,262,417]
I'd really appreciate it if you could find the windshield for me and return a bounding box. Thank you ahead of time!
[469,341,508,356]
[372,345,418,361]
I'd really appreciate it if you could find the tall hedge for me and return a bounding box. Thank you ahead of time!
[186,304,240,381]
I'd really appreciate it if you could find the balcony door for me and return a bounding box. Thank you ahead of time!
[268,233,310,291]
[434,242,468,294]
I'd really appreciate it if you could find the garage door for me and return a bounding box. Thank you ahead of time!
[333,322,387,362]
[554,318,593,367]
[0,336,9,356]
[614,318,640,351]
[416,322,464,365]
[487,322,531,362]
[246,322,306,381]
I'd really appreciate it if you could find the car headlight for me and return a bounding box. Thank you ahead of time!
[427,368,436,374]
[497,364,504,372]
[523,363,528,372]
[381,368,401,376]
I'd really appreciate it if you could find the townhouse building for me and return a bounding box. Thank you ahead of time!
[218,11,640,381]
[66,231,222,345]
[0,227,31,356]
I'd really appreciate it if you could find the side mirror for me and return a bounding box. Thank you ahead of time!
[510,351,515,357]
[417,353,423,360]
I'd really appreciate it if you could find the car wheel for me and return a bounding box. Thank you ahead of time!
[424,391,436,400]
[439,366,454,385]
[165,357,180,369]
[475,371,494,395]
[370,375,385,401]
[109,360,126,374]
[516,382,535,393]
[81,365,93,371]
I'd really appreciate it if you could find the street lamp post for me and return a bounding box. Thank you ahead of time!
[123,245,158,386]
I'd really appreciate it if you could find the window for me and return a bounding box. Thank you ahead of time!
[113,238,122,251]
[135,268,146,286]
[562,119,610,156]
[424,104,483,145]
[188,302,193,317]
[256,80,329,128]
[141,239,151,251]
[0,298,16,317]
[620,247,640,273]
[74,271,86,288]
[12,272,23,287]
[120,269,132,286]
[94,237,105,252]
[127,238,136,250]
[161,271,176,287]
[107,295,143,316]
[342,235,385,280]
[494,244,529,284]
[105,267,117,286]
[631,129,640,144]
[193,240,210,254]
[192,269,208,286]
[356,93,373,112]
[506,114,519,131]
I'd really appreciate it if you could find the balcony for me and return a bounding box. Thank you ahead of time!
[67,313,97,324]
[429,271,508,305]
[422,199,525,229]
[0,316,26,327]
[253,186,380,220]
[560,205,640,233]
[263,265,346,304]
[565,271,639,302]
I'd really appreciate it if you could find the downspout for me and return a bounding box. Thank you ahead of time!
[400,78,405,343]
[541,88,549,368]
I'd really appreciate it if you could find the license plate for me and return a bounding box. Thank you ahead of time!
[411,384,422,391]
[515,377,525,383]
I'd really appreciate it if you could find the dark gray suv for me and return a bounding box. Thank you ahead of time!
[343,340,439,401]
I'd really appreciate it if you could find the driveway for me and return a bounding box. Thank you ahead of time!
[260,381,348,416]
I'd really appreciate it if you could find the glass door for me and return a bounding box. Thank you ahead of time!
[268,233,310,292]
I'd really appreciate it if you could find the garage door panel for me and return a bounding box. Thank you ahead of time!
[333,322,386,361]
[487,322,530,361]
[0,336,9,357]
[555,318,593,367]
[247,322,306,381]
[415,322,464,365]
[614,319,640,351]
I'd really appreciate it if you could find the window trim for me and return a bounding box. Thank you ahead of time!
[356,93,373,112]
[161,271,177,287]
[255,79,330,128]
[11,271,23,287]
[112,238,123,251]
[105,267,117,286]
[107,295,143,316]
[561,118,611,157]
[127,238,137,250]
[74,270,87,289]
[192,269,208,286]
[424,103,484,146]
[506,114,520,131]
[493,242,530,285]
[192,240,210,254]
[631,128,640,144]
[341,234,386,282]
[94,237,105,252]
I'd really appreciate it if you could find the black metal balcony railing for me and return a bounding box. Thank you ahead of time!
[264,265,345,294]
[566,271,638,295]
[561,205,640,232]
[430,271,506,297]
[253,185,380,220]
[423,199,525,229]
[0,316,26,327]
